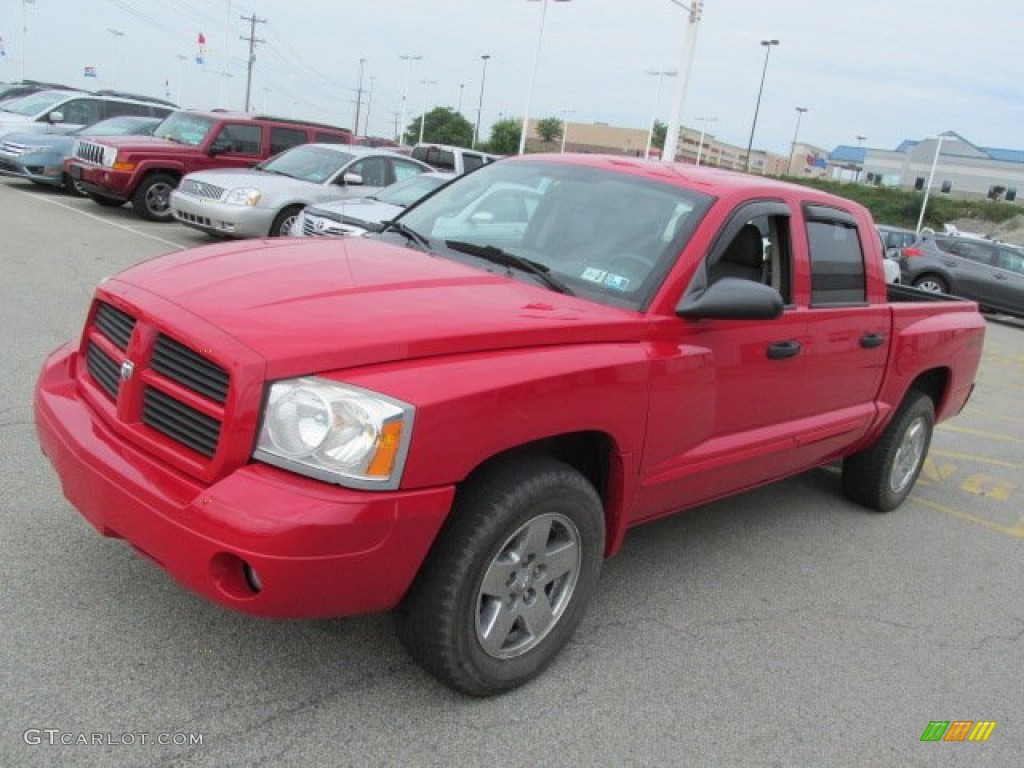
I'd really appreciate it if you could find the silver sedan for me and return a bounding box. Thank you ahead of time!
[170,144,433,238]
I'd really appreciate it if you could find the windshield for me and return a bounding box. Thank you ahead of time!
[258,144,353,183]
[388,159,712,310]
[374,174,450,206]
[153,112,215,146]
[1,90,70,116]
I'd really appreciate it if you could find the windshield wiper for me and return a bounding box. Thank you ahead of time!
[380,219,432,251]
[444,240,574,296]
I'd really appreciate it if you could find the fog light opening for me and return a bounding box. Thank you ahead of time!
[242,562,263,593]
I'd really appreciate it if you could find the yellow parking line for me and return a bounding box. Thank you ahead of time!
[912,496,1024,538]
[937,424,1022,443]
[930,450,1020,469]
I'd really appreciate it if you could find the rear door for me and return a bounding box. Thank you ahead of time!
[796,204,888,458]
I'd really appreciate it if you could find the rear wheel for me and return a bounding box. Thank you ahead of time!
[397,455,605,696]
[913,274,949,294]
[842,391,934,512]
[131,172,177,221]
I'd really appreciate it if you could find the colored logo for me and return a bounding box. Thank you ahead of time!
[920,720,997,742]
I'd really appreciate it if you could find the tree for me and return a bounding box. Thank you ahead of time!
[487,118,522,155]
[651,120,667,151]
[536,116,563,144]
[403,107,474,147]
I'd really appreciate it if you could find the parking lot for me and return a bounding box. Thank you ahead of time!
[1,176,1021,767]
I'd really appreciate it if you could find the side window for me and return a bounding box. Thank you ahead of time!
[212,123,263,155]
[954,242,994,265]
[104,101,145,118]
[463,153,484,172]
[56,99,102,125]
[314,131,347,144]
[270,127,307,155]
[805,214,866,305]
[997,249,1024,274]
[392,159,425,182]
[348,156,389,187]
[709,210,793,304]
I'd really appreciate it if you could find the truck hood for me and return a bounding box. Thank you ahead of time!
[110,237,642,376]
[85,135,196,153]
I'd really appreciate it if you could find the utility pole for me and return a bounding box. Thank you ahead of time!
[353,59,367,137]
[239,13,267,113]
[363,76,375,137]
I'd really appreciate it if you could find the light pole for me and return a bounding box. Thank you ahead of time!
[398,54,422,144]
[788,106,808,175]
[473,54,491,149]
[20,0,35,81]
[695,116,716,166]
[644,69,677,160]
[661,0,703,164]
[353,58,367,137]
[559,108,575,153]
[107,29,125,89]
[364,76,375,136]
[915,135,957,235]
[519,0,572,156]
[744,38,779,173]
[418,79,437,144]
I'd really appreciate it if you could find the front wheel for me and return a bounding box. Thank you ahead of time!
[841,391,935,512]
[270,205,303,237]
[131,172,177,221]
[397,455,605,696]
[64,173,89,197]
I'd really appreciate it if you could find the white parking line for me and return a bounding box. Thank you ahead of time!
[0,183,186,251]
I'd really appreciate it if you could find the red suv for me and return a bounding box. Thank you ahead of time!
[67,110,352,221]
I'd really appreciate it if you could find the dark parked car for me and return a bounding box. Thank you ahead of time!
[900,234,1024,317]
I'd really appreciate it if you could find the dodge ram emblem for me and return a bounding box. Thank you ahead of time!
[119,360,135,381]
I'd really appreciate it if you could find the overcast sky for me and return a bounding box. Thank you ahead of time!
[3,0,1021,155]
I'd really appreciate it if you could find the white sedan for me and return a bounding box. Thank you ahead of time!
[170,144,433,238]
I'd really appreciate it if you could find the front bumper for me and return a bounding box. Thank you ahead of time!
[171,191,274,238]
[68,163,133,200]
[0,152,64,186]
[34,343,454,619]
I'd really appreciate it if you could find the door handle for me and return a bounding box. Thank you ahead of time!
[860,332,885,348]
[766,340,802,359]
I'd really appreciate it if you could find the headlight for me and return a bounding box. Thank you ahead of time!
[103,146,118,167]
[224,187,262,206]
[253,377,414,490]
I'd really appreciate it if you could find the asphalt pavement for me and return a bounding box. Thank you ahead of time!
[1,177,1020,767]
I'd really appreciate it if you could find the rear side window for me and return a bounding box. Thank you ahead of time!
[805,207,866,305]
[463,153,485,172]
[314,131,347,144]
[214,123,263,155]
[270,127,307,155]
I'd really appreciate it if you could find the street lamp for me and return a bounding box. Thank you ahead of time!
[695,116,716,166]
[417,79,437,144]
[398,54,423,144]
[915,134,958,235]
[661,0,703,164]
[107,29,125,89]
[473,54,491,149]
[559,108,575,153]
[644,69,677,160]
[744,38,779,173]
[788,106,808,175]
[519,0,572,156]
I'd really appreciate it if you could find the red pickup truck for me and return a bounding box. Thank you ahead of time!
[35,155,985,696]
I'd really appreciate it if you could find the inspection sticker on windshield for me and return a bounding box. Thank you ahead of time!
[581,268,630,291]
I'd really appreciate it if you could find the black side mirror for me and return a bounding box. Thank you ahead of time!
[676,278,784,320]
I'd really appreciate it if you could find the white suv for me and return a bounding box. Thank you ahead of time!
[0,89,175,139]
[410,143,498,175]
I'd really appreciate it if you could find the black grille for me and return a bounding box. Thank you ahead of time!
[151,334,229,404]
[86,342,120,400]
[142,387,221,458]
[95,302,136,350]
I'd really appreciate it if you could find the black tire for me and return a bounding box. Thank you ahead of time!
[64,173,88,197]
[89,192,124,208]
[396,455,605,696]
[270,205,303,237]
[912,274,949,294]
[131,172,177,221]
[841,391,935,512]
